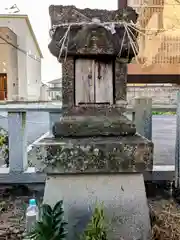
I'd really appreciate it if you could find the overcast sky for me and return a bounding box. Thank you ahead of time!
[0,0,118,82]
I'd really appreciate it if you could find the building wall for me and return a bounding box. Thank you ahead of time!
[40,84,49,101]
[49,82,61,88]
[49,89,62,100]
[127,85,180,105]
[0,17,41,100]
[48,79,62,100]
[0,27,19,100]
[17,35,27,100]
[26,26,41,100]
[128,63,180,75]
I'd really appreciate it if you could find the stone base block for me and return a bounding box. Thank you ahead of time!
[62,104,127,116]
[34,134,153,173]
[43,174,151,240]
[52,115,136,137]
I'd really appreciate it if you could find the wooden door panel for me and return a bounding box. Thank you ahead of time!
[75,59,95,105]
[0,75,5,100]
[95,61,113,104]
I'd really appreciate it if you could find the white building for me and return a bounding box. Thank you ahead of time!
[48,78,62,100]
[0,14,43,101]
[40,82,49,101]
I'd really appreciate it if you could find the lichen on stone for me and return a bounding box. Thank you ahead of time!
[34,137,153,173]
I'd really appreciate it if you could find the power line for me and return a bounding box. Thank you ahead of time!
[5,4,20,14]
[0,32,41,62]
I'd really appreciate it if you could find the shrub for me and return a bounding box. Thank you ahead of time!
[152,111,176,115]
[26,200,68,240]
[81,202,108,240]
[0,128,9,166]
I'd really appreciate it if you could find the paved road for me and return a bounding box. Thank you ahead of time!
[0,112,49,145]
[0,113,177,165]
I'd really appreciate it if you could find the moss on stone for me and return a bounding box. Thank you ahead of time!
[53,116,136,137]
[35,135,153,173]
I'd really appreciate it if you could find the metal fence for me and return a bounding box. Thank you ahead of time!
[0,97,178,185]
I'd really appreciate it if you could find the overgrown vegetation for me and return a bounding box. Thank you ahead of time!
[27,198,180,240]
[81,202,108,240]
[0,128,9,166]
[26,200,67,240]
[26,201,108,240]
[152,111,176,115]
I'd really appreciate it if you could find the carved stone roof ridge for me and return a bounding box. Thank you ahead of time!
[49,5,138,26]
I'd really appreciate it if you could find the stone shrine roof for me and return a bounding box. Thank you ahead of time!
[49,5,138,26]
[48,5,138,61]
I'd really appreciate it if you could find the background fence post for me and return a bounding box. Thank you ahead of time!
[8,111,27,172]
[175,91,180,188]
[49,112,61,135]
[134,97,152,140]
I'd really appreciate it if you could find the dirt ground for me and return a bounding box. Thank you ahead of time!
[0,185,43,240]
[1,186,180,240]
[150,199,180,239]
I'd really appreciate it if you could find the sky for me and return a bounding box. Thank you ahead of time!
[0,0,118,82]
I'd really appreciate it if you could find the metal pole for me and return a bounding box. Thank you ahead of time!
[49,112,62,135]
[118,0,127,9]
[175,91,180,188]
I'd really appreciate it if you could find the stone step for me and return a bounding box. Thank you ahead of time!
[52,115,136,137]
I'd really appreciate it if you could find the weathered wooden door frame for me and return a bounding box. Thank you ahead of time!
[0,73,7,100]
[74,59,114,105]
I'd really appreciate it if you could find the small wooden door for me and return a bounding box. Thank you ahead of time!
[75,59,95,104]
[94,61,113,103]
[75,59,113,105]
[0,74,7,100]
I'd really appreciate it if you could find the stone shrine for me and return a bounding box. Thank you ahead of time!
[35,5,153,240]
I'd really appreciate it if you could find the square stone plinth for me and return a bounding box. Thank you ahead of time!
[43,174,151,240]
[33,134,153,173]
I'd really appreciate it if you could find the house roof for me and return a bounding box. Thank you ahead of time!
[0,14,43,58]
[48,78,62,84]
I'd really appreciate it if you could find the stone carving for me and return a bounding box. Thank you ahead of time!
[48,5,138,62]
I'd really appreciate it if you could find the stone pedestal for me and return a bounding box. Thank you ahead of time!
[44,4,153,240]
[44,174,151,240]
[34,133,153,240]
[34,135,153,173]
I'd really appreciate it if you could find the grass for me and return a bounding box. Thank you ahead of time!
[152,111,176,115]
